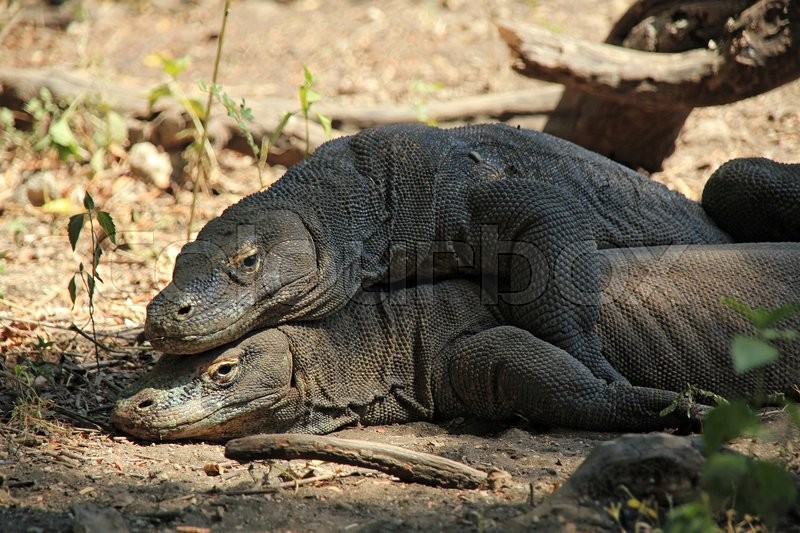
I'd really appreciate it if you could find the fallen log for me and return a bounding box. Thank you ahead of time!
[317,86,564,130]
[0,66,565,163]
[225,433,508,489]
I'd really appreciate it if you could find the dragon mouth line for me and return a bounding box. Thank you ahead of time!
[120,394,284,437]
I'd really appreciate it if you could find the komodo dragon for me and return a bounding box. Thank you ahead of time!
[115,243,800,441]
[144,123,800,385]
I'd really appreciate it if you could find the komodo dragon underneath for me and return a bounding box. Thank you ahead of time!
[115,243,800,441]
[144,123,800,385]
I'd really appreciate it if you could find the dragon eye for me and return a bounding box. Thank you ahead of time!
[241,253,260,272]
[208,361,239,384]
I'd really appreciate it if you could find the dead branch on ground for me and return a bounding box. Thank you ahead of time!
[225,433,509,489]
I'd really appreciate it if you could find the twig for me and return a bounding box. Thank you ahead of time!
[225,433,491,489]
[50,405,111,433]
[68,324,128,355]
[63,357,130,372]
[187,0,231,240]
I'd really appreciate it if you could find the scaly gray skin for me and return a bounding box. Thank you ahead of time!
[115,243,800,441]
[703,157,800,242]
[144,123,796,383]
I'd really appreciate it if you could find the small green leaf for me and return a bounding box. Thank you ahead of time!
[49,118,81,158]
[299,66,321,113]
[701,453,750,508]
[68,275,77,306]
[744,461,798,528]
[68,214,85,251]
[270,111,294,147]
[96,211,116,244]
[722,296,800,329]
[239,100,254,121]
[305,88,321,106]
[147,83,173,109]
[663,497,717,533]
[702,400,759,453]
[87,274,95,299]
[185,98,206,121]
[722,296,759,323]
[759,302,800,328]
[731,335,779,373]
[160,54,191,78]
[315,112,333,139]
[83,192,95,211]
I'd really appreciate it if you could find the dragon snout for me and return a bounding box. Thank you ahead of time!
[110,392,159,437]
[144,286,202,343]
[147,287,198,323]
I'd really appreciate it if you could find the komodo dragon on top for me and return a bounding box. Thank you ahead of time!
[115,243,800,441]
[143,123,800,384]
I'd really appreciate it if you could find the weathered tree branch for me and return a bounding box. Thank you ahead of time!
[225,433,502,489]
[498,22,720,109]
[498,0,800,171]
[498,0,800,109]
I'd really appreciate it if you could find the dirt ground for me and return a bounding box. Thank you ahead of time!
[1,0,799,531]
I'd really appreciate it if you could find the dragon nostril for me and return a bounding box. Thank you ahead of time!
[137,399,154,410]
[177,304,192,317]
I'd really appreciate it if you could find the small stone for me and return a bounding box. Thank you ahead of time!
[33,375,49,391]
[203,462,222,476]
[21,171,59,206]
[128,142,172,189]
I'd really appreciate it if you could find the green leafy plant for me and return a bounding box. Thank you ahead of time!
[1,88,126,173]
[298,66,332,154]
[145,51,217,240]
[722,297,800,373]
[147,4,332,239]
[23,87,82,160]
[145,53,207,149]
[199,65,333,190]
[145,53,206,121]
[663,299,800,531]
[67,192,116,365]
[200,81,271,188]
